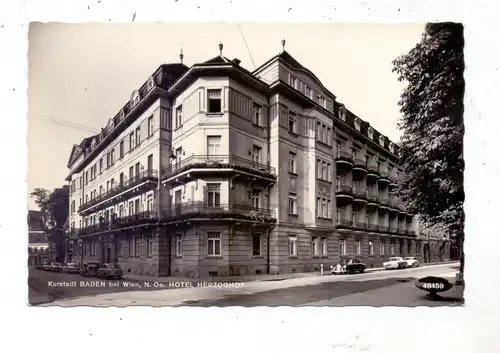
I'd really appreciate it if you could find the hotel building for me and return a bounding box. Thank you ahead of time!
[65,43,450,277]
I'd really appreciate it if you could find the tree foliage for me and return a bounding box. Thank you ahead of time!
[30,186,69,261]
[392,23,464,272]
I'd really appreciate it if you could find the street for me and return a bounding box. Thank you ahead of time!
[34,262,463,307]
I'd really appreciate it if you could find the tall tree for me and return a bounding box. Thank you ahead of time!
[392,23,465,278]
[30,186,69,262]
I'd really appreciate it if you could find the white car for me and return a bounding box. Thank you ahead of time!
[404,257,420,268]
[383,257,408,270]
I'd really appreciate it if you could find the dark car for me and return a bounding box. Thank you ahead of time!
[80,261,100,277]
[332,258,366,274]
[49,263,64,272]
[62,263,81,274]
[97,263,123,280]
[41,262,51,271]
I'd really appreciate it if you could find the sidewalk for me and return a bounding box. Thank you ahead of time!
[122,260,457,284]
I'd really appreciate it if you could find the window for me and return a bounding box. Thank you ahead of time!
[251,145,261,164]
[175,105,183,128]
[339,239,346,255]
[322,161,327,180]
[135,162,140,176]
[315,198,331,218]
[318,95,325,107]
[100,185,105,194]
[206,183,221,207]
[289,75,297,88]
[175,147,183,164]
[305,85,312,99]
[311,237,318,256]
[128,201,134,215]
[390,242,395,255]
[288,194,297,214]
[110,149,115,165]
[252,234,261,256]
[380,241,385,255]
[135,127,141,146]
[160,107,169,130]
[148,116,154,137]
[207,232,221,256]
[71,200,75,213]
[175,234,183,256]
[207,89,222,113]
[288,112,297,134]
[355,240,361,255]
[129,132,135,150]
[288,152,297,173]
[252,102,261,126]
[134,237,140,256]
[317,159,322,177]
[251,189,261,209]
[128,237,134,256]
[119,204,124,217]
[119,172,124,186]
[289,235,297,256]
[207,135,221,156]
[327,163,332,182]
[147,195,154,212]
[147,154,153,171]
[129,166,134,180]
[321,238,327,256]
[368,241,374,255]
[99,159,103,173]
[147,236,153,256]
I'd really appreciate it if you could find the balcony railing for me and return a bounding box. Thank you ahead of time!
[162,155,276,180]
[164,202,276,222]
[366,223,379,232]
[353,188,367,199]
[335,150,353,163]
[78,169,158,212]
[78,211,158,236]
[367,162,380,175]
[336,219,413,236]
[336,184,353,194]
[367,191,379,202]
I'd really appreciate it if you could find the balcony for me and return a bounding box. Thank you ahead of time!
[366,223,379,232]
[367,190,379,204]
[335,150,354,167]
[378,225,391,233]
[352,187,367,204]
[379,168,390,183]
[163,202,276,224]
[352,158,367,174]
[336,219,413,237]
[78,211,158,236]
[389,171,400,187]
[367,162,380,179]
[336,218,354,229]
[379,196,390,208]
[78,169,159,214]
[162,155,276,184]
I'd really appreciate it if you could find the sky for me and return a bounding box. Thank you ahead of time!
[27,22,425,210]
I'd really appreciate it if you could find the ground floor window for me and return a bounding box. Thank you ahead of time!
[135,237,140,256]
[289,235,297,256]
[207,232,221,256]
[390,242,395,255]
[380,240,385,255]
[339,239,346,255]
[252,234,262,256]
[368,240,374,255]
[355,240,361,255]
[147,236,153,256]
[176,234,183,256]
[311,236,318,256]
[321,237,327,256]
[128,237,133,256]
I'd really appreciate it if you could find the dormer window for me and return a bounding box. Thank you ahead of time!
[379,135,385,146]
[131,91,140,107]
[147,76,155,91]
[338,105,346,121]
[107,118,115,132]
[389,142,395,153]
[119,109,125,121]
[91,138,97,149]
[367,127,374,139]
[354,117,361,131]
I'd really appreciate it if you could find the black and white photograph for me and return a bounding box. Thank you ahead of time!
[26,22,466,307]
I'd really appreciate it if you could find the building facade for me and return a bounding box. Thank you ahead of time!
[28,210,49,265]
[65,44,450,277]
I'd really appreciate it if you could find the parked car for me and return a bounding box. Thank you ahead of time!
[80,261,100,277]
[49,263,64,272]
[383,257,408,270]
[41,262,52,271]
[97,263,123,280]
[62,263,81,274]
[35,262,47,270]
[331,258,366,275]
[404,257,420,268]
